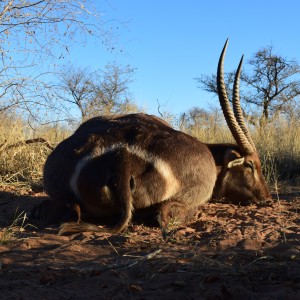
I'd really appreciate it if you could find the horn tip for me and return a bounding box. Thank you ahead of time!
[223,38,229,50]
[219,39,229,68]
[237,55,244,70]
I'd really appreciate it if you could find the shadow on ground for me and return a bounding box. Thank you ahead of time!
[0,188,299,299]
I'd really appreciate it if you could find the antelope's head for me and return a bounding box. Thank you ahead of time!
[215,40,272,205]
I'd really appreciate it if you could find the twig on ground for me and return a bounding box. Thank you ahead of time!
[2,138,54,152]
[243,255,274,269]
[69,248,162,274]
[105,237,119,255]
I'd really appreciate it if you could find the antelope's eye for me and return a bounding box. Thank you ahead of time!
[244,161,254,171]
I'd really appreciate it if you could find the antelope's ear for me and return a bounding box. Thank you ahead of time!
[227,157,244,169]
[224,148,243,168]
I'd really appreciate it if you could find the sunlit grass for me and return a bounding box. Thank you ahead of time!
[0,112,299,189]
[182,116,300,185]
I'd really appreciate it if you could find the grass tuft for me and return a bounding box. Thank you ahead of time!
[0,210,36,244]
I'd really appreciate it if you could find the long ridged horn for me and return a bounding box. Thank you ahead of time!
[232,55,257,152]
[217,39,254,155]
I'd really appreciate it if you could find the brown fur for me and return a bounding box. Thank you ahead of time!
[37,113,216,234]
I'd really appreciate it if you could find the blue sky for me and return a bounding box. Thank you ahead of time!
[69,0,300,116]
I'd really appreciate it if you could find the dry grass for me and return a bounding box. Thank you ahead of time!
[0,142,51,186]
[255,118,300,184]
[182,116,300,185]
[0,113,70,188]
[0,112,299,189]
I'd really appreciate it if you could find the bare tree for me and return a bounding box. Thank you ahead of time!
[90,64,138,117]
[196,72,235,98]
[57,66,94,121]
[179,106,225,142]
[196,45,300,123]
[56,64,138,121]
[180,107,211,130]
[0,1,114,121]
[242,46,300,122]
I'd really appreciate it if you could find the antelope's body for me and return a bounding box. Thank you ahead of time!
[35,40,271,234]
[42,113,216,233]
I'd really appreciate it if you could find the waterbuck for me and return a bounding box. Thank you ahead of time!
[33,40,271,234]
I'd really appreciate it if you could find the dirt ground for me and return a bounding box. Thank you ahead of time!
[0,185,299,300]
